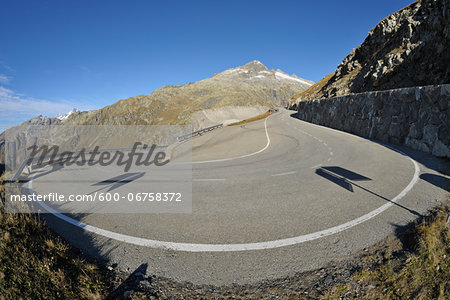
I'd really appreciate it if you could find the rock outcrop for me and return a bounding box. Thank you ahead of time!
[291,0,449,105]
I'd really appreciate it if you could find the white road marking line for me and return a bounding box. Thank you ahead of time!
[193,178,225,182]
[190,116,272,164]
[271,171,297,177]
[30,144,420,252]
[327,157,332,161]
[310,164,322,169]
[330,152,333,156]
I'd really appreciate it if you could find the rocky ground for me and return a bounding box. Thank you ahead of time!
[104,238,410,299]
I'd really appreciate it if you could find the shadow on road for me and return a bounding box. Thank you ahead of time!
[322,166,371,181]
[90,172,146,193]
[419,173,450,192]
[315,168,354,192]
[316,166,421,217]
[107,263,152,299]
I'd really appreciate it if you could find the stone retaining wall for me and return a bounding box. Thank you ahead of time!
[296,85,450,158]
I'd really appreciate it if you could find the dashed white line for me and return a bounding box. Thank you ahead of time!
[193,178,225,182]
[296,124,334,165]
[271,171,297,177]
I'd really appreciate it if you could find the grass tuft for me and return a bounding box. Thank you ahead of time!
[324,205,450,299]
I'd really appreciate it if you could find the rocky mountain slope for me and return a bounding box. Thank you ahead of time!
[64,60,312,126]
[291,0,449,106]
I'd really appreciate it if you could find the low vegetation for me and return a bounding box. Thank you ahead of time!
[324,205,450,299]
[0,175,110,299]
[289,72,335,104]
[228,111,272,126]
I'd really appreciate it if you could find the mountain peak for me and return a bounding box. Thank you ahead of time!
[214,61,313,88]
[242,60,268,72]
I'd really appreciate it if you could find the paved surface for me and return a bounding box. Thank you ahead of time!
[30,108,449,285]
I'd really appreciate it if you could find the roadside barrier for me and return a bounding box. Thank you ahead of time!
[176,124,223,142]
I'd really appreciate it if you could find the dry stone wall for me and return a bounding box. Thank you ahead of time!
[296,84,450,158]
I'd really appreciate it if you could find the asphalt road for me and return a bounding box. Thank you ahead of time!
[30,108,449,285]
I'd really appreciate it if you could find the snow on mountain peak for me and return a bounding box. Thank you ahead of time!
[56,108,80,120]
[274,72,312,86]
[213,61,313,88]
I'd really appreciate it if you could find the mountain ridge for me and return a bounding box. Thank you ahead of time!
[63,60,312,126]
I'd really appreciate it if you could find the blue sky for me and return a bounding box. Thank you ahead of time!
[0,0,413,131]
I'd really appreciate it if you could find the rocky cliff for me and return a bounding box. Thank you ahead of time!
[291,0,449,105]
[65,60,312,126]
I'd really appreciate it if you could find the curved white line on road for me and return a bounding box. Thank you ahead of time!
[31,145,420,252]
[190,116,271,164]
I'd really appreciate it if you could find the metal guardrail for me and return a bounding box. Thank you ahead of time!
[176,123,223,142]
[176,109,279,142]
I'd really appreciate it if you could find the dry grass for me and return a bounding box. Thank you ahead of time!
[0,174,110,299]
[227,111,271,126]
[324,205,450,299]
[0,174,4,204]
[290,72,335,103]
